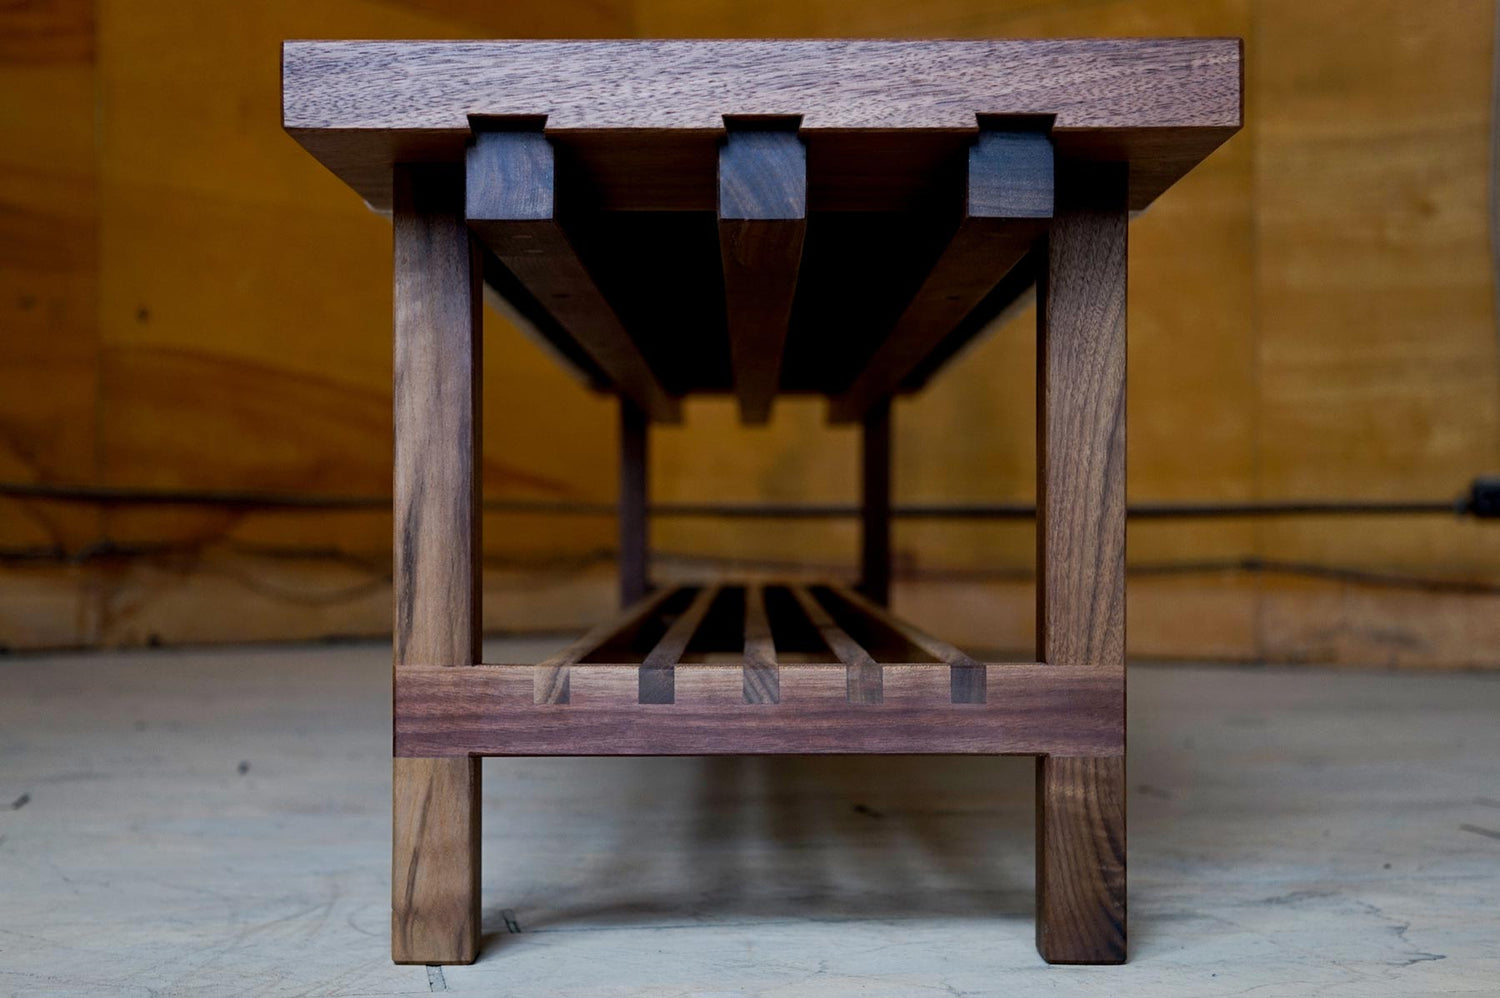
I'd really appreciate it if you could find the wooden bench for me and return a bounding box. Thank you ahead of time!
[282,37,1242,967]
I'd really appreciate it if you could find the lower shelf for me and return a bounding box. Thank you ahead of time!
[395,582,1123,758]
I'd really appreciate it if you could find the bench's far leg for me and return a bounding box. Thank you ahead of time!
[619,397,649,608]
[859,397,892,607]
[1035,161,1128,964]
[392,163,483,965]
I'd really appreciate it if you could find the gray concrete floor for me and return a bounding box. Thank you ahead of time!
[1,638,1498,996]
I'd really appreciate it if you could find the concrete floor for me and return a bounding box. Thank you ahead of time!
[1,639,1498,997]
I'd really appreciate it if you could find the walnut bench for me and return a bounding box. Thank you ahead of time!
[282,36,1242,967]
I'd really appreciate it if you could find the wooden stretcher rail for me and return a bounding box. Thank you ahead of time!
[395,662,1122,757]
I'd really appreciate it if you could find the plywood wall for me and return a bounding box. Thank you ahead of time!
[2,0,1498,666]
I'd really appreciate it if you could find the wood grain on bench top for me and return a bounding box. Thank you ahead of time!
[283,38,1241,212]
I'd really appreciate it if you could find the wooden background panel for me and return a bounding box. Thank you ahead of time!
[636,0,1129,35]
[1254,0,1500,581]
[2,0,1498,667]
[0,0,100,646]
[653,397,858,567]
[91,0,625,562]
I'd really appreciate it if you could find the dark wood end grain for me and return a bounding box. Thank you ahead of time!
[466,128,554,221]
[719,125,807,220]
[968,128,1054,218]
[950,663,987,704]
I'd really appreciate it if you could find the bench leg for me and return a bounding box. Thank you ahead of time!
[1036,756,1126,962]
[859,397,892,606]
[393,759,482,964]
[391,163,483,964]
[619,397,650,607]
[1034,161,1128,964]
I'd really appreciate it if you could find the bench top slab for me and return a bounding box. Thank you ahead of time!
[284,38,1241,212]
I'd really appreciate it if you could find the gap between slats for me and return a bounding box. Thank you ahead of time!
[533,582,993,707]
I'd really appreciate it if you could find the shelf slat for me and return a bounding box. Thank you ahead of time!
[789,585,883,704]
[823,584,988,704]
[533,586,679,705]
[640,585,720,704]
[742,583,780,704]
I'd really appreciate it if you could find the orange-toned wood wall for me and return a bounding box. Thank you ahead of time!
[3,0,1498,666]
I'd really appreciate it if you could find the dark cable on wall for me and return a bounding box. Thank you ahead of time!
[3,537,1497,599]
[0,478,1495,519]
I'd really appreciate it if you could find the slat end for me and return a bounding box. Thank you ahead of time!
[968,129,1055,219]
[466,129,555,222]
[718,123,807,221]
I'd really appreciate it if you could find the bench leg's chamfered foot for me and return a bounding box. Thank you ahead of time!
[392,757,482,965]
[1036,755,1126,964]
